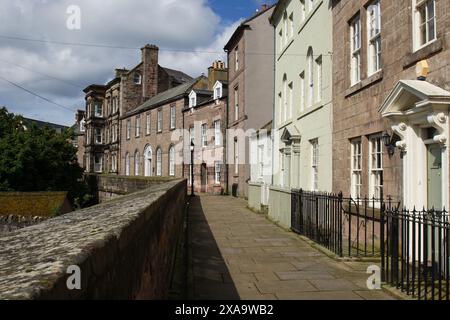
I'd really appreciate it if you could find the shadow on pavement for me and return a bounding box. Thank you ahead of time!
[188,196,240,300]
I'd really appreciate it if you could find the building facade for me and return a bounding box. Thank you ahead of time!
[248,121,273,214]
[120,75,208,178]
[72,109,86,169]
[268,0,334,227]
[224,4,275,198]
[83,44,193,175]
[183,62,228,195]
[332,0,450,210]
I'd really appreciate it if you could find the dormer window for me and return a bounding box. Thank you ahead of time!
[80,119,86,132]
[189,91,197,108]
[213,81,223,100]
[133,72,142,85]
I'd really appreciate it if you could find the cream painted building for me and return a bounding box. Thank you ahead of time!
[268,0,333,228]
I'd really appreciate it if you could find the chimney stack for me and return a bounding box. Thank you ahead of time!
[75,110,85,123]
[141,44,159,100]
[208,60,227,90]
[260,4,269,12]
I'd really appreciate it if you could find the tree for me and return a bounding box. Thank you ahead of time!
[0,107,91,208]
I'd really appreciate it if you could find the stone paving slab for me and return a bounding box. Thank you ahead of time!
[188,196,398,300]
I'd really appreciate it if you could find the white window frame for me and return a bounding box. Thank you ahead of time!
[95,128,102,144]
[189,91,197,108]
[300,0,306,22]
[316,55,322,102]
[309,0,315,13]
[258,144,264,179]
[215,161,222,184]
[157,110,162,133]
[213,81,223,100]
[367,0,382,75]
[125,153,130,176]
[300,71,305,112]
[234,86,239,122]
[214,120,221,146]
[156,148,162,176]
[369,135,384,201]
[413,0,436,51]
[169,146,175,176]
[94,155,102,173]
[146,113,151,135]
[351,139,362,199]
[283,12,288,45]
[288,81,293,120]
[234,138,239,175]
[126,120,131,140]
[289,12,294,39]
[350,14,361,85]
[135,115,141,138]
[170,105,176,129]
[94,102,103,118]
[283,75,288,122]
[134,151,140,176]
[311,139,319,191]
[134,72,142,85]
[201,123,208,148]
[307,48,314,107]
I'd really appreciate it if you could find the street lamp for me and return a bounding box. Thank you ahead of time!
[190,141,195,197]
[382,131,396,157]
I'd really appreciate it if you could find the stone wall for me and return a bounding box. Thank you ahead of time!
[0,179,187,300]
[0,215,47,234]
[87,174,179,202]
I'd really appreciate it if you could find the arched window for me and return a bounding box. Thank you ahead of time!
[169,146,175,176]
[156,148,162,176]
[134,151,140,176]
[307,47,314,107]
[125,152,130,176]
[144,145,153,177]
[133,72,142,85]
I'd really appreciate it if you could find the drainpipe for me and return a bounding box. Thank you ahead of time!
[271,23,276,187]
[224,62,230,195]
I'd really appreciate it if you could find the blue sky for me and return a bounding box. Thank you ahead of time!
[0,0,277,126]
[209,0,276,24]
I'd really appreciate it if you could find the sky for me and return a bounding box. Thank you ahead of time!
[0,0,276,126]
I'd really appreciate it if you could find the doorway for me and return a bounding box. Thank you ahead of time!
[201,163,207,193]
[427,144,442,210]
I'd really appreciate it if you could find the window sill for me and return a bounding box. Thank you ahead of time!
[345,70,383,97]
[403,39,443,68]
[297,102,324,120]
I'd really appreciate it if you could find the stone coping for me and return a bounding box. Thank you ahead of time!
[0,179,184,300]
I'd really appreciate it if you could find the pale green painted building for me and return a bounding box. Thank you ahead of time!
[268,0,333,228]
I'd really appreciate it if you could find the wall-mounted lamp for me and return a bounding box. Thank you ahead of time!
[382,132,396,157]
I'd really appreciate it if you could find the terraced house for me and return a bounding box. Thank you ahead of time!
[224,4,275,198]
[183,61,228,194]
[268,0,333,228]
[332,0,450,210]
[83,44,193,175]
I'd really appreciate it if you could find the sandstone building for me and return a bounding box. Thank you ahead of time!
[224,4,275,198]
[332,0,450,210]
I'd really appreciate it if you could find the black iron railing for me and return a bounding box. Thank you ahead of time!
[291,190,382,258]
[382,202,450,301]
[291,190,343,256]
[291,190,450,300]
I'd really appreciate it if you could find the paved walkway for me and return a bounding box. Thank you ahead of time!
[188,195,398,300]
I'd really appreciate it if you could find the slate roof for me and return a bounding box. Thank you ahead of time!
[124,76,206,118]
[22,117,69,133]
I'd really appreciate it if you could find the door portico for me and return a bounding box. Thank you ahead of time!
[380,80,450,210]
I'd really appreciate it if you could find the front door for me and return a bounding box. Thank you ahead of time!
[427,144,442,210]
[201,163,207,193]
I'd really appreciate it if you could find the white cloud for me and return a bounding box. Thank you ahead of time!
[0,0,239,125]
